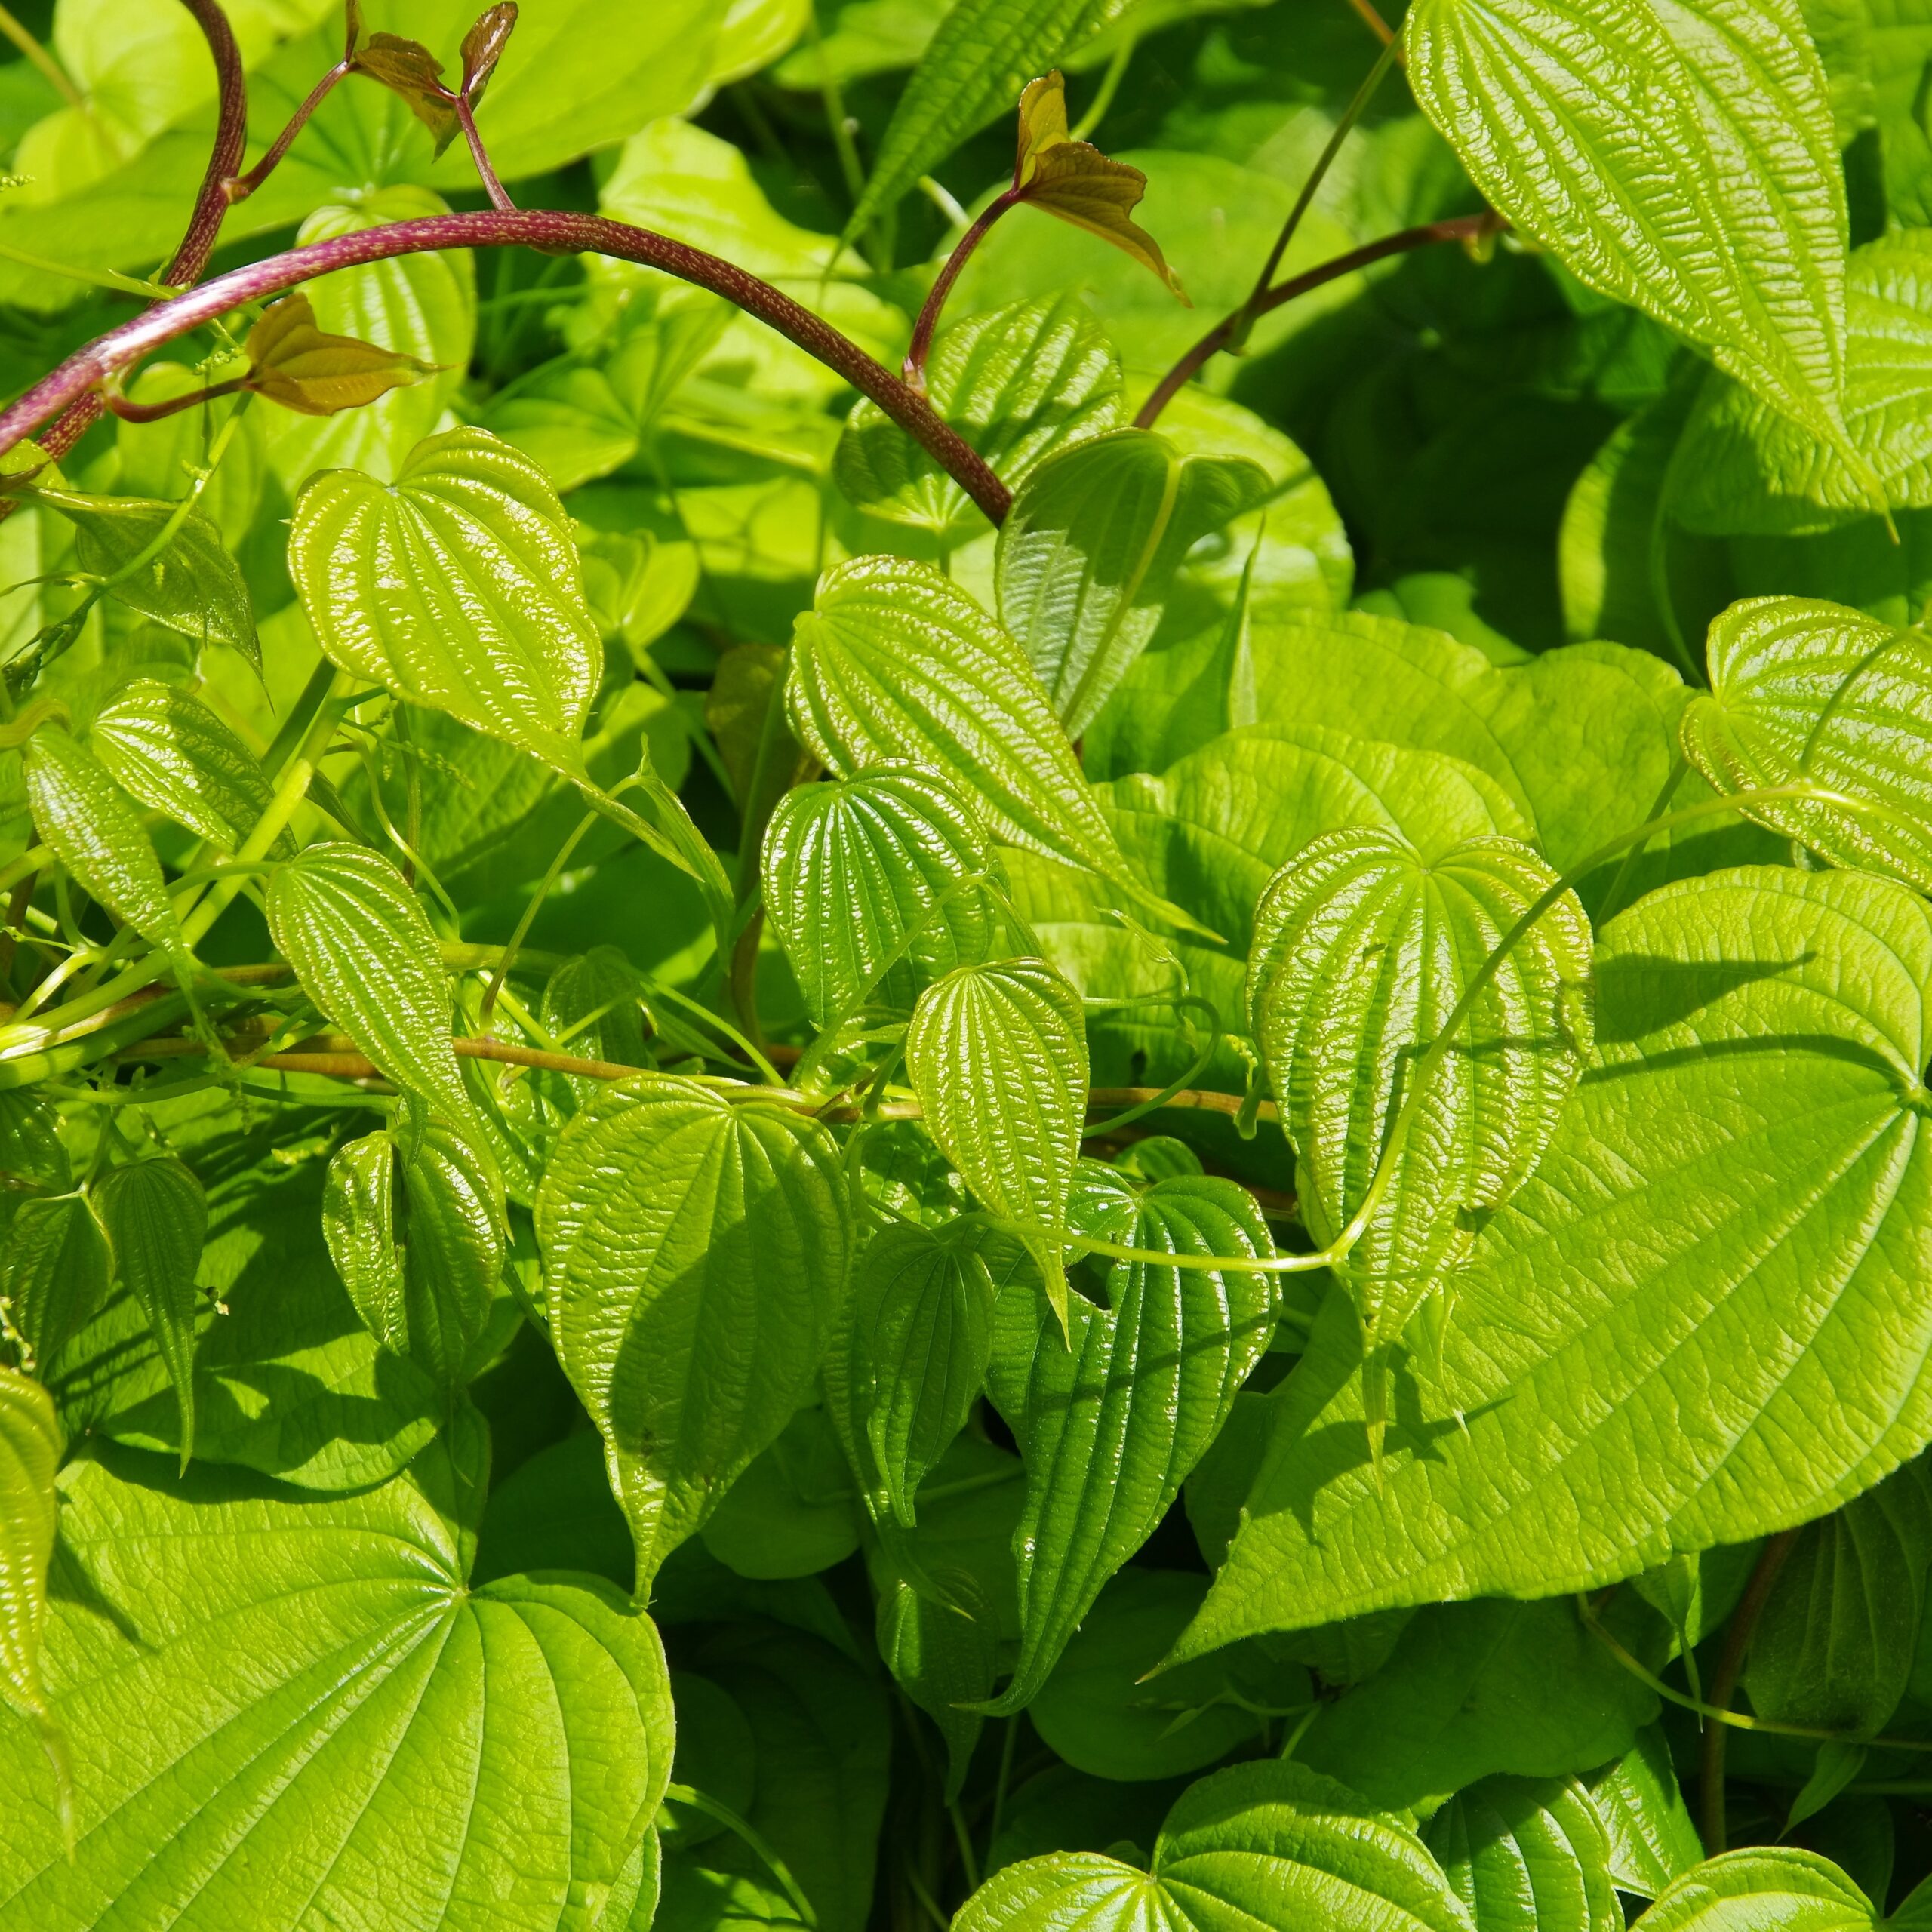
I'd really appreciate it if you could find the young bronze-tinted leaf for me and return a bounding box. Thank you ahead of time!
[460,2,518,99]
[789,556,1200,932]
[1744,1453,1932,1739]
[1248,826,1592,1349]
[982,1165,1275,1713]
[761,764,994,1026]
[1578,1728,1701,1900]
[1632,1849,1877,1932]
[1180,866,1932,1647]
[89,678,292,859]
[906,958,1088,1327]
[0,1193,110,1371]
[955,1758,1474,1932]
[824,1218,998,1531]
[91,1158,204,1471]
[535,1077,852,1594]
[37,488,257,665]
[0,1441,675,1927]
[323,1123,505,1396]
[1681,595,1932,891]
[288,427,603,775]
[996,429,1267,737]
[243,291,441,419]
[1426,1777,1620,1932]
[353,32,458,149]
[0,1367,57,1726]
[23,724,184,962]
[837,294,1121,540]
[266,842,475,1127]
[1407,0,1868,492]
[1675,231,1932,534]
[1010,72,1188,301]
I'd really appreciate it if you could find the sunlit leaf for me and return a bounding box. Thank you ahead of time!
[996,428,1266,736]
[1426,1777,1620,1932]
[0,1366,57,1730]
[761,763,995,1026]
[905,959,1088,1328]
[982,1164,1275,1712]
[1247,825,1592,1355]
[1407,0,1871,496]
[1629,1848,1879,1932]
[0,1193,110,1373]
[89,678,291,858]
[535,1076,852,1594]
[1681,595,1932,891]
[90,1158,204,1471]
[266,842,477,1128]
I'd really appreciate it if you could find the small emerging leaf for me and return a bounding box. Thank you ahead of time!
[460,2,517,100]
[353,33,458,152]
[243,293,442,420]
[1010,72,1188,303]
[91,1157,205,1470]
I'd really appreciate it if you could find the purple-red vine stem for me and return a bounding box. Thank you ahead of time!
[33,0,248,466]
[903,189,1019,389]
[1134,209,1508,430]
[0,210,1016,525]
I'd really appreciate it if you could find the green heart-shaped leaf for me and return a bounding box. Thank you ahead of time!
[536,1077,853,1595]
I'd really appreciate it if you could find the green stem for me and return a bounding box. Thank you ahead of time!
[663,1783,817,1930]
[1070,37,1136,142]
[1700,1531,1798,1854]
[481,811,597,1023]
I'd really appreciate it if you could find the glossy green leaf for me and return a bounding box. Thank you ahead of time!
[1578,1727,1701,1900]
[1675,230,1932,534]
[23,724,185,963]
[761,764,995,1026]
[0,1193,111,1374]
[321,1119,505,1396]
[823,1218,998,1531]
[1180,865,1932,1644]
[954,1758,1475,1932]
[535,1076,852,1593]
[905,958,1089,1327]
[1630,1849,1877,1932]
[1247,825,1592,1352]
[1407,0,1869,492]
[0,1439,675,1930]
[836,294,1122,540]
[1426,1777,1620,1932]
[846,0,1108,241]
[997,429,1266,738]
[1745,1452,1932,1739]
[1297,1600,1656,1812]
[1681,595,1932,891]
[0,1096,66,1198]
[788,555,1203,934]
[267,842,477,1128]
[36,488,258,665]
[982,1164,1275,1712]
[90,1157,204,1471]
[1029,1568,1272,1782]
[288,426,603,774]
[89,678,292,858]
[0,1366,58,1726]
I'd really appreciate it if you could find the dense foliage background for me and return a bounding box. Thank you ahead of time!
[0,0,1928,1927]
